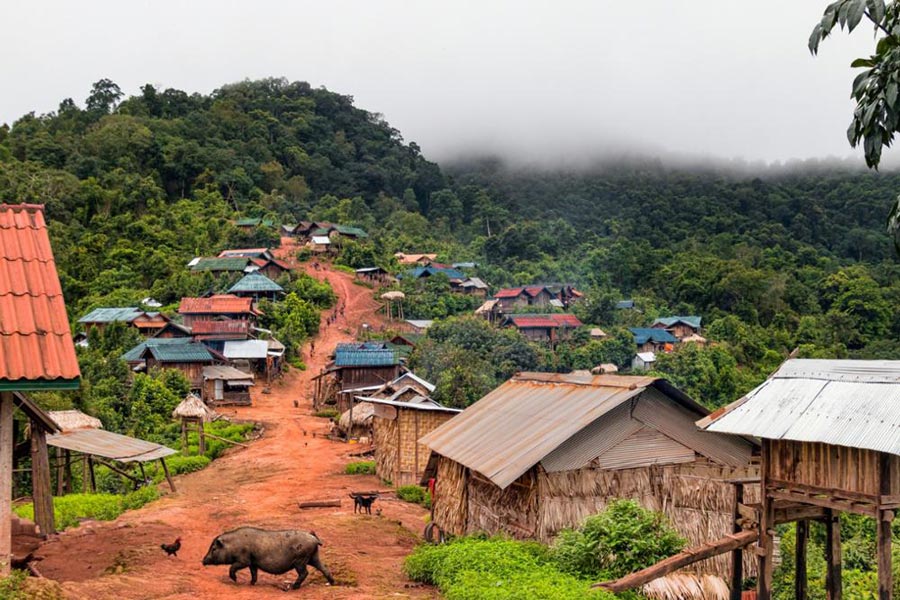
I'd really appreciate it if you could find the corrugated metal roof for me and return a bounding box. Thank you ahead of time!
[202,365,255,382]
[228,273,283,294]
[218,248,269,258]
[189,257,252,271]
[335,346,399,367]
[122,338,191,362]
[653,316,702,329]
[223,340,269,359]
[405,320,433,329]
[78,307,145,324]
[630,328,678,345]
[179,295,254,314]
[47,428,176,463]
[0,204,80,386]
[146,343,215,363]
[191,320,250,336]
[615,299,635,309]
[364,396,462,414]
[310,235,331,245]
[700,359,900,456]
[407,265,466,280]
[420,372,663,489]
[507,314,583,329]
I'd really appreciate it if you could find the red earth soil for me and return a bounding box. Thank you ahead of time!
[36,240,438,599]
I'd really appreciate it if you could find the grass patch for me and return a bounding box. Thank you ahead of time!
[404,536,613,600]
[345,460,376,475]
[14,487,160,531]
[314,409,340,420]
[397,485,431,508]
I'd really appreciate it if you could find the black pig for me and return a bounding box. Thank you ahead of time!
[202,527,335,590]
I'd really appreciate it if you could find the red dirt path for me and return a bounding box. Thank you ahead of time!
[37,240,437,599]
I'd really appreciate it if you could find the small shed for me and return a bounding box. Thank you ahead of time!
[420,372,758,578]
[309,235,331,253]
[139,342,218,389]
[632,351,656,371]
[356,266,390,284]
[172,393,216,455]
[223,339,272,379]
[369,396,461,487]
[201,365,254,406]
[313,343,403,412]
[699,359,900,599]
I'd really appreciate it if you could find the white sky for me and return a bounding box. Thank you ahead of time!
[0,0,880,165]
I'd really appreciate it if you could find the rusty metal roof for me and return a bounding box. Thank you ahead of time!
[47,428,176,462]
[699,359,900,455]
[0,204,80,388]
[178,295,253,315]
[419,372,702,489]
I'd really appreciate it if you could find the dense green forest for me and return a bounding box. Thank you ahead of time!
[1,77,898,412]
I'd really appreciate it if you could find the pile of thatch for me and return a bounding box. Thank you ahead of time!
[172,393,217,422]
[466,469,539,539]
[48,410,102,432]
[641,574,729,600]
[338,401,375,437]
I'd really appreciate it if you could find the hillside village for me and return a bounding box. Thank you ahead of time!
[1,75,900,600]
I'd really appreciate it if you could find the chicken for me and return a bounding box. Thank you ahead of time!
[160,537,182,557]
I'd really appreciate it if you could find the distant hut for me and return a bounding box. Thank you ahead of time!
[420,372,759,579]
[173,393,216,455]
[337,402,376,441]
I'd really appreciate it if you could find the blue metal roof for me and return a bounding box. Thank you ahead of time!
[228,273,284,294]
[406,265,465,280]
[79,307,145,323]
[122,338,192,362]
[145,343,215,363]
[629,328,678,345]
[334,342,398,367]
[653,316,702,329]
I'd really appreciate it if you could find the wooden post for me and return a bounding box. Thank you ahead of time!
[160,458,176,492]
[878,453,893,600]
[30,425,55,536]
[55,447,64,496]
[414,411,420,481]
[87,455,96,493]
[83,453,93,493]
[758,440,774,600]
[198,420,206,456]
[0,392,14,575]
[180,420,187,452]
[64,450,72,494]
[730,483,744,600]
[795,519,808,600]
[825,509,842,600]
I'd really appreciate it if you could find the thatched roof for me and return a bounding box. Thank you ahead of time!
[338,401,375,432]
[641,574,728,600]
[173,393,217,421]
[49,410,102,432]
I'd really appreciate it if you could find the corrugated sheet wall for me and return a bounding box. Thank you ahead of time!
[595,426,696,470]
[541,402,641,472]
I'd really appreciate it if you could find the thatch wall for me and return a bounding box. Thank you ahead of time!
[465,469,540,538]
[433,456,468,535]
[338,402,374,439]
[539,460,759,576]
[374,414,398,483]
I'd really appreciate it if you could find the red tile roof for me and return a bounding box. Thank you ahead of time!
[0,204,80,386]
[508,314,583,329]
[549,314,583,327]
[524,286,549,297]
[494,287,526,298]
[178,295,254,315]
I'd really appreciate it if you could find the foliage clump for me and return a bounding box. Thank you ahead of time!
[404,536,615,599]
[344,460,376,475]
[14,487,159,531]
[396,485,431,508]
[551,499,685,581]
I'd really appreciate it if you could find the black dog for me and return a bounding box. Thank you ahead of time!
[350,493,377,514]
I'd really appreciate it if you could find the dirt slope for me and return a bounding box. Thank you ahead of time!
[37,242,436,599]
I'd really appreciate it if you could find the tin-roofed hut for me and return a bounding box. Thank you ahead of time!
[699,359,900,599]
[420,372,759,580]
[173,393,216,455]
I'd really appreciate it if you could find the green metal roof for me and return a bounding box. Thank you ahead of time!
[79,307,144,323]
[122,338,192,362]
[145,343,215,363]
[653,316,702,329]
[190,257,250,272]
[235,218,276,227]
[228,273,284,294]
[335,225,368,237]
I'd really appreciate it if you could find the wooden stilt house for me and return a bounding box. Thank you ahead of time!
[420,372,759,579]
[0,204,81,571]
[699,359,900,600]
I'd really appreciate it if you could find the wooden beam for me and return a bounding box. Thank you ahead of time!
[758,441,774,600]
[160,458,175,492]
[825,509,842,600]
[55,447,64,496]
[30,425,54,536]
[594,530,758,592]
[0,392,13,576]
[730,483,744,600]
[768,488,877,518]
[795,520,808,600]
[878,453,893,600]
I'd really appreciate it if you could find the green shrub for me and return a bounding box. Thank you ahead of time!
[345,461,376,475]
[404,537,613,599]
[552,499,686,580]
[288,357,307,369]
[397,485,430,508]
[0,570,30,600]
[14,487,159,531]
[314,409,340,420]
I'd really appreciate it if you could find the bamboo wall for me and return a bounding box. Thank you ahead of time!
[374,409,456,486]
[434,456,468,535]
[465,469,540,538]
[767,439,900,497]
[374,416,398,484]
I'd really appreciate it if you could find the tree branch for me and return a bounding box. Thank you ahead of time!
[864,10,894,37]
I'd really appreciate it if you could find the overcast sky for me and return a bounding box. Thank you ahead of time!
[0,1,880,165]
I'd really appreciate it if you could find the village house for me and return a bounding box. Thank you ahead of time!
[420,371,758,580]
[310,224,368,243]
[227,272,284,301]
[152,321,193,339]
[629,327,678,353]
[652,316,702,340]
[504,313,583,344]
[201,365,254,406]
[218,247,274,261]
[313,343,403,412]
[78,307,169,337]
[139,341,221,390]
[290,221,334,240]
[401,264,487,295]
[188,256,254,274]
[394,252,438,266]
[234,217,275,231]
[222,339,283,381]
[493,286,556,311]
[308,235,332,254]
[457,277,489,297]
[248,257,291,279]
[698,359,900,599]
[178,295,257,327]
[355,266,391,284]
[474,298,503,324]
[337,371,437,440]
[402,319,434,334]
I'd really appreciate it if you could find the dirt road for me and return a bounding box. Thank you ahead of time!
[37,243,436,599]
